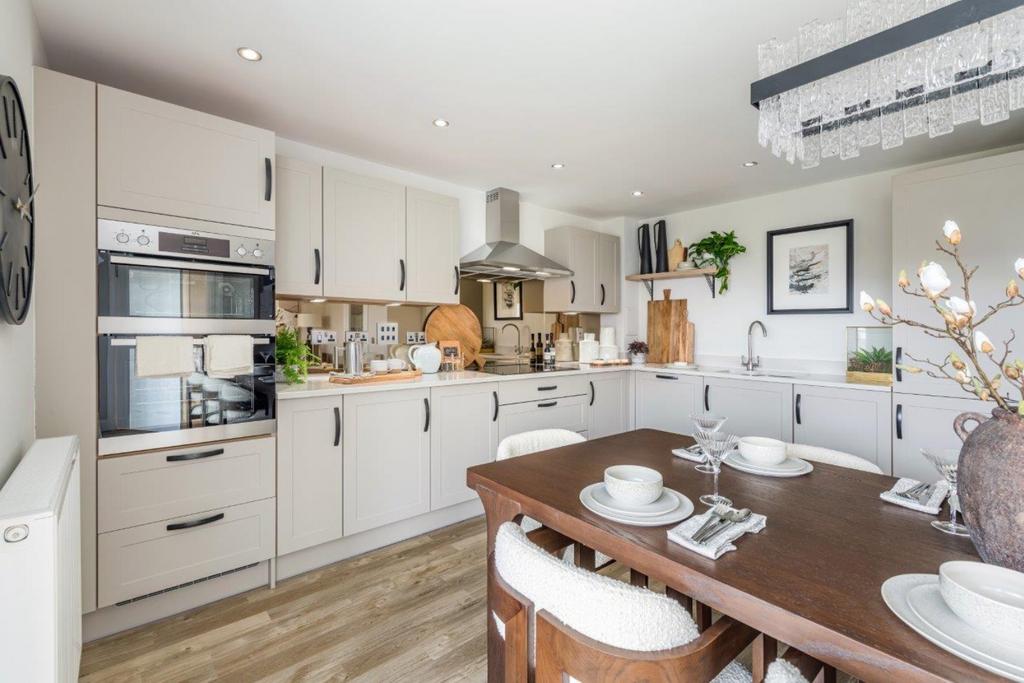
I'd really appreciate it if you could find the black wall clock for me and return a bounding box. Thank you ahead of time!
[0,74,34,325]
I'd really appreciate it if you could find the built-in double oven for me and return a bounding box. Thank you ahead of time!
[97,219,277,455]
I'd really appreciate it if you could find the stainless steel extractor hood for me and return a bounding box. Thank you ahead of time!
[459,188,572,282]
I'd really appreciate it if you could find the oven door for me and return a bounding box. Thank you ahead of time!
[98,334,276,455]
[98,252,275,333]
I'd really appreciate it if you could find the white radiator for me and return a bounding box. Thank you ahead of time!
[0,436,82,683]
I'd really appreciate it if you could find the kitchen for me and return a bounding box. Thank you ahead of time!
[2,1,1024,681]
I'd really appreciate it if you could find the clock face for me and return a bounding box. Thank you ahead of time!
[0,75,33,325]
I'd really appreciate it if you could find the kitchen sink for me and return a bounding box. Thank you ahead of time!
[723,369,798,379]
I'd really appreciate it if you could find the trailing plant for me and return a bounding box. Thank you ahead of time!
[276,326,318,385]
[627,340,649,355]
[848,346,893,374]
[688,230,746,294]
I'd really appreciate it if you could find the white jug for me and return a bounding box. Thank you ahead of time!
[408,343,442,374]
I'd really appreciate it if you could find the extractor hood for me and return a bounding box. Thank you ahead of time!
[459,188,572,282]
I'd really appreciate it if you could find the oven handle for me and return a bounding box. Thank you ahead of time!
[109,254,271,277]
[109,337,271,347]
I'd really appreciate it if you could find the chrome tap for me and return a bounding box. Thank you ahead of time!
[501,322,523,356]
[742,320,767,371]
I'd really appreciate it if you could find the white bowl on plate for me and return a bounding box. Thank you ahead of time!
[939,561,1024,641]
[738,437,787,467]
[603,465,663,506]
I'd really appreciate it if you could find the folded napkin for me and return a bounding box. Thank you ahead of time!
[880,477,950,515]
[671,445,705,463]
[205,335,254,379]
[667,508,766,560]
[136,336,195,378]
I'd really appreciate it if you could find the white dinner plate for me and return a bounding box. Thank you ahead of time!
[882,574,1024,681]
[588,483,681,517]
[723,452,813,477]
[579,483,693,527]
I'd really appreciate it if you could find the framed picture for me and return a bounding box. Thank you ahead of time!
[493,282,523,320]
[767,219,853,315]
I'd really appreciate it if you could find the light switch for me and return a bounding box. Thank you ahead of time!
[376,322,399,344]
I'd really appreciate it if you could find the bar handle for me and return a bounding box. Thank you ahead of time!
[166,448,224,462]
[314,248,321,285]
[795,393,802,425]
[454,267,460,295]
[537,401,557,408]
[655,374,678,380]
[704,384,710,411]
[399,259,406,292]
[895,346,903,382]
[589,380,595,406]
[537,385,557,391]
[570,280,576,304]
[896,404,903,440]
[492,391,499,422]
[264,157,272,201]
[424,397,431,432]
[334,406,341,447]
[600,284,606,306]
[167,513,224,532]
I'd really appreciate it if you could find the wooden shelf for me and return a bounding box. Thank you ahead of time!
[625,268,716,282]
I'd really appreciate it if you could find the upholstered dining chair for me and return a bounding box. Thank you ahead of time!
[786,443,883,474]
[491,521,827,683]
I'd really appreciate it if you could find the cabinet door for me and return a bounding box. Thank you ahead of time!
[703,378,794,441]
[406,188,460,305]
[498,395,588,441]
[275,156,323,297]
[323,168,406,302]
[893,394,981,482]
[97,85,275,230]
[344,388,430,534]
[588,373,629,439]
[634,372,704,435]
[430,383,498,510]
[277,396,344,555]
[597,234,620,313]
[569,230,598,310]
[793,385,892,473]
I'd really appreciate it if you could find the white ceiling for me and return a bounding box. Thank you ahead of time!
[31,0,1024,219]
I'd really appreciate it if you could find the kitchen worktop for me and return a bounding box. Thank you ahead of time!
[276,362,891,399]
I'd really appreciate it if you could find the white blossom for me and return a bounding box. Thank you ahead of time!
[975,330,994,355]
[859,291,875,312]
[942,220,962,245]
[919,262,951,298]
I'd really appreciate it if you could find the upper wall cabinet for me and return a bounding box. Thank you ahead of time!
[97,85,275,231]
[275,156,323,297]
[544,227,620,313]
[406,188,460,305]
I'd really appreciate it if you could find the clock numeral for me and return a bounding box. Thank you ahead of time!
[19,127,25,157]
[2,96,10,140]
[20,266,26,300]
[3,259,11,294]
[0,231,7,251]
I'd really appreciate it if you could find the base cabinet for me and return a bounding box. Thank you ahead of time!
[793,385,892,473]
[634,372,704,435]
[588,373,630,439]
[703,378,793,442]
[893,393,981,482]
[498,395,588,441]
[429,383,498,510]
[343,388,431,535]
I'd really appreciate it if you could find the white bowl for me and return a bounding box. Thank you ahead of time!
[603,465,663,506]
[738,437,787,467]
[940,561,1024,642]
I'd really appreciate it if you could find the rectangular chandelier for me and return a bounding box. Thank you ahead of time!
[751,0,1024,167]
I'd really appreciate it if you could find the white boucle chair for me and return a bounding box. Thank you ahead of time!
[786,443,883,474]
[492,522,824,683]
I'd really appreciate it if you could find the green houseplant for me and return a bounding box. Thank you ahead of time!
[276,326,318,384]
[688,230,746,294]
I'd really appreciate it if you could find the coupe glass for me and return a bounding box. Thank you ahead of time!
[922,448,970,537]
[690,413,726,473]
[692,431,739,507]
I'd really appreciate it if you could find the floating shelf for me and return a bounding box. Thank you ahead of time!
[625,268,719,299]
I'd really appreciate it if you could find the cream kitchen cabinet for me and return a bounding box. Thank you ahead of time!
[97,85,275,231]
[429,383,498,510]
[596,233,620,312]
[275,156,323,297]
[544,227,621,313]
[587,372,631,439]
[497,394,588,441]
[893,394,980,482]
[793,385,892,473]
[702,377,794,442]
[634,372,704,435]
[406,188,461,305]
[343,388,431,534]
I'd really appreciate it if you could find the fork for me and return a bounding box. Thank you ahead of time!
[895,482,928,500]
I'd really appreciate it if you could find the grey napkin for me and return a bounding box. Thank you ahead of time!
[880,478,949,515]
[671,445,704,463]
[667,508,766,560]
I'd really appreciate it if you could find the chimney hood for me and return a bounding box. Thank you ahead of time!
[459,188,572,282]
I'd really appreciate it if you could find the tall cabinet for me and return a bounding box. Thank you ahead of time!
[275,156,323,297]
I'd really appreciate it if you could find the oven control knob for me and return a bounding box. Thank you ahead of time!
[115,232,130,244]
[252,248,263,259]
[236,246,248,257]
[137,234,151,246]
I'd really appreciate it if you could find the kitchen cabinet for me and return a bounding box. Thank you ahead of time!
[323,168,406,302]
[429,383,498,510]
[544,227,621,313]
[793,385,892,473]
[498,374,589,405]
[893,394,980,482]
[343,388,431,535]
[596,233,620,312]
[277,396,345,555]
[703,377,793,442]
[275,156,323,297]
[498,395,588,441]
[97,85,275,231]
[634,372,704,435]
[406,188,461,305]
[588,372,631,439]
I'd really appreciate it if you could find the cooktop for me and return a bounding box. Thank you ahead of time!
[476,362,580,376]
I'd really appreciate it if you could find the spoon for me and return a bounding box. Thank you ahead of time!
[696,508,752,544]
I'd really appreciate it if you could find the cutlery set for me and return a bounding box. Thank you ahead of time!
[689,505,752,545]
[894,482,934,504]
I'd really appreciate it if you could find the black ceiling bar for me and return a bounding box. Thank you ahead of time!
[750,0,1024,107]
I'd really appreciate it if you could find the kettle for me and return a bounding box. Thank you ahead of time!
[653,219,669,272]
[637,223,653,274]
[343,339,364,375]
[409,343,442,374]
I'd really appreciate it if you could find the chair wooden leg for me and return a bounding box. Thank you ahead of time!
[574,543,596,570]
[695,600,713,631]
[820,664,837,683]
[629,569,649,588]
[752,634,777,683]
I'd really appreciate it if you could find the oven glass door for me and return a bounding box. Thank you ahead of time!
[97,252,275,320]
[98,335,276,445]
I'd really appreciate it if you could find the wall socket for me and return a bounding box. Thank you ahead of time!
[376,322,399,345]
[345,331,368,343]
[405,331,427,343]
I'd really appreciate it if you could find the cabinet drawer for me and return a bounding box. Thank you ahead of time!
[498,375,589,405]
[98,437,275,533]
[498,394,588,439]
[97,498,275,607]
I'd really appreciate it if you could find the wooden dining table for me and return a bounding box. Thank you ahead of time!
[467,429,1001,683]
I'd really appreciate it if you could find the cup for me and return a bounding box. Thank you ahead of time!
[369,359,389,374]
[387,358,407,371]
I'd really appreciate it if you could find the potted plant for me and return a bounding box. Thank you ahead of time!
[845,342,893,386]
[275,326,318,385]
[627,340,649,365]
[688,230,746,294]
[861,219,1024,570]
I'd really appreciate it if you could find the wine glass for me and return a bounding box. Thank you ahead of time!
[690,413,727,473]
[921,448,970,537]
[692,431,739,507]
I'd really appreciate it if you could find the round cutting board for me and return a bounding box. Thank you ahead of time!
[424,304,483,369]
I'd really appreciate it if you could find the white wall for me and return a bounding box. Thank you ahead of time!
[0,0,46,484]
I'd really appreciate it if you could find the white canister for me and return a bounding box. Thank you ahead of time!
[555,337,574,362]
[599,326,616,347]
[599,344,618,361]
[578,339,600,364]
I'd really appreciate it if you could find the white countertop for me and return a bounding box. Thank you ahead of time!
[277,362,891,399]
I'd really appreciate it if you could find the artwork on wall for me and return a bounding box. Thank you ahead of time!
[493,281,523,320]
[767,219,853,314]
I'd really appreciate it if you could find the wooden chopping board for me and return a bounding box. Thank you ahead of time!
[424,304,483,368]
[647,289,694,364]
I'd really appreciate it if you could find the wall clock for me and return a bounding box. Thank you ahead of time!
[0,74,34,325]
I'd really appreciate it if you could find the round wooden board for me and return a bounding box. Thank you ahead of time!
[424,304,483,368]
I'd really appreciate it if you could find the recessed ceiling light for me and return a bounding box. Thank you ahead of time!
[632,190,645,197]
[236,47,262,62]
[309,298,327,303]
[743,161,759,167]
[551,163,565,169]
[432,118,450,128]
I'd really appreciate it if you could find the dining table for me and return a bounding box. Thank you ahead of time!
[466,428,1000,683]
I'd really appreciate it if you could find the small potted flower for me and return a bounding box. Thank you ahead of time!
[627,340,649,365]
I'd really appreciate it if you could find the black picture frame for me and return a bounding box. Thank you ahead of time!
[493,282,523,320]
[766,219,853,315]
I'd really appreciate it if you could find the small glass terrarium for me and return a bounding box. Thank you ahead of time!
[846,326,893,386]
